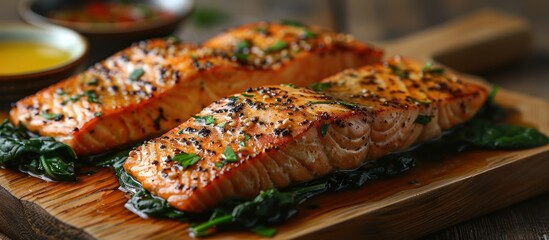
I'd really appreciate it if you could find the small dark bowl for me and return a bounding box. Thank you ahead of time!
[19,0,194,63]
[0,23,88,108]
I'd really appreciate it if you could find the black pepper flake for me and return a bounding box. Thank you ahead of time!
[198,128,211,137]
[273,127,292,136]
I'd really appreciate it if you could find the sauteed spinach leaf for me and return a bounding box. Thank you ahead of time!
[0,120,77,181]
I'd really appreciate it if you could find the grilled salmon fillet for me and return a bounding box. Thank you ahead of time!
[9,22,381,156]
[124,57,488,212]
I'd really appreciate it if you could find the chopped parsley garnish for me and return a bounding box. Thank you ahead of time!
[388,64,409,78]
[280,83,298,88]
[215,162,225,168]
[222,146,238,162]
[55,88,66,96]
[173,152,201,169]
[193,115,215,125]
[309,100,357,109]
[414,115,433,125]
[241,93,254,98]
[94,112,103,117]
[280,19,305,27]
[236,40,250,52]
[42,112,63,121]
[228,96,240,102]
[309,82,331,92]
[87,77,98,86]
[235,53,248,62]
[239,134,251,147]
[62,93,84,104]
[85,90,101,104]
[129,68,145,81]
[234,40,251,62]
[320,122,329,137]
[266,40,288,53]
[250,226,277,238]
[406,97,432,106]
[217,122,227,128]
[301,29,316,39]
[421,62,445,75]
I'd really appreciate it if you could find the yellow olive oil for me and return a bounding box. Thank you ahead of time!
[0,41,71,75]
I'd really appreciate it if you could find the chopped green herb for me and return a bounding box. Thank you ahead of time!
[217,122,227,128]
[320,122,329,137]
[389,64,409,78]
[309,82,331,92]
[238,134,251,147]
[280,19,305,27]
[421,61,433,72]
[421,61,445,75]
[129,68,145,81]
[173,152,201,169]
[42,112,63,121]
[414,115,433,125]
[236,40,250,52]
[228,96,240,102]
[281,83,298,88]
[235,53,248,62]
[266,40,288,53]
[234,40,250,63]
[85,90,101,104]
[222,146,237,162]
[407,97,432,106]
[94,112,103,117]
[55,88,66,96]
[63,93,84,104]
[87,77,98,86]
[215,162,225,168]
[301,29,316,39]
[193,115,215,125]
[309,100,357,109]
[250,226,277,238]
[241,93,254,98]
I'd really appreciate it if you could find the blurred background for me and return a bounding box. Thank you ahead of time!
[1,0,548,239]
[2,0,547,100]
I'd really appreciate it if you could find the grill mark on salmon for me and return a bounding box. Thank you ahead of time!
[9,22,382,155]
[123,57,488,213]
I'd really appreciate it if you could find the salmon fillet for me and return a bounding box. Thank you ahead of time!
[9,22,381,156]
[123,57,488,213]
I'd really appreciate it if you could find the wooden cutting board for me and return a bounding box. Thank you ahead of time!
[1,9,547,240]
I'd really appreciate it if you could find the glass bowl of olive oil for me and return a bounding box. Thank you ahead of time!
[0,23,88,108]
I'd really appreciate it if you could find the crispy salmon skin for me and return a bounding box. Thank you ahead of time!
[124,57,488,212]
[9,21,381,156]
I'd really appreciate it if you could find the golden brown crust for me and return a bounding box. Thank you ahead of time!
[10,22,381,155]
[124,57,488,212]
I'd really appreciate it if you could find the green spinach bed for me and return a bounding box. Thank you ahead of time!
[0,88,548,237]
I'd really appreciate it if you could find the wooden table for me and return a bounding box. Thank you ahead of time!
[1,0,548,239]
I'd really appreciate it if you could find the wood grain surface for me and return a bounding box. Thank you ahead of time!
[1,8,548,240]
